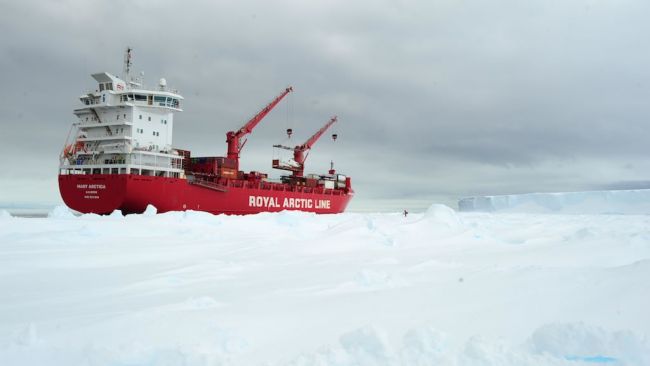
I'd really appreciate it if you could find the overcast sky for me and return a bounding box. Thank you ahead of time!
[1,0,650,211]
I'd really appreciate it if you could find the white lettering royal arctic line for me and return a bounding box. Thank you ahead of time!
[249,196,280,208]
[248,196,330,209]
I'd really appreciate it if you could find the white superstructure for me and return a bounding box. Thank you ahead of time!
[59,48,185,178]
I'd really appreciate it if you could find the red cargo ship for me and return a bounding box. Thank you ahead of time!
[58,49,353,215]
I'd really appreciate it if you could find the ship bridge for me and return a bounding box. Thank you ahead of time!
[79,72,183,111]
[91,72,126,93]
[60,50,186,179]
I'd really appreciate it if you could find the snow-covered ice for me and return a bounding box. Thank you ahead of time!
[1,205,649,365]
[459,189,650,214]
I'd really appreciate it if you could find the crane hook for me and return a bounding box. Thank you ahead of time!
[331,133,338,141]
[287,128,293,138]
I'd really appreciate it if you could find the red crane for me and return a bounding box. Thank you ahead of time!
[273,116,338,177]
[226,86,293,171]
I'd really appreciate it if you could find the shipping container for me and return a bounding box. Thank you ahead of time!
[321,180,335,189]
[220,168,237,179]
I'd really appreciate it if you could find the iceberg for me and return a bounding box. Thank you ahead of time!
[459,189,650,214]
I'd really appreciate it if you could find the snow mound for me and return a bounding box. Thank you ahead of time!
[142,204,158,216]
[527,322,650,365]
[0,209,12,219]
[459,189,650,214]
[152,209,220,224]
[291,326,396,365]
[290,324,648,365]
[423,204,462,228]
[400,327,449,364]
[47,205,75,218]
[340,326,393,363]
[108,209,123,218]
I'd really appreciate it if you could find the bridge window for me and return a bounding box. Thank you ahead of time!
[154,96,166,106]
[134,94,147,101]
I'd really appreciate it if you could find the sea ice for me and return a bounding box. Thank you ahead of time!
[1,203,648,365]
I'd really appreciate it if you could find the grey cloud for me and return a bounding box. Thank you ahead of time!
[1,0,650,210]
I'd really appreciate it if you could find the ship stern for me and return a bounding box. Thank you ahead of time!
[58,174,128,214]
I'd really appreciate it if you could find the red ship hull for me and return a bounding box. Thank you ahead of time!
[59,174,353,215]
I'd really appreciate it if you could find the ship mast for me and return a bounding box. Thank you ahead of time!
[123,47,132,83]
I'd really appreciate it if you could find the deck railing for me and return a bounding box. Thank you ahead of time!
[61,153,183,170]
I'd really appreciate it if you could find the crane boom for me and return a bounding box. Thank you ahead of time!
[226,86,293,171]
[298,116,337,152]
[272,116,338,177]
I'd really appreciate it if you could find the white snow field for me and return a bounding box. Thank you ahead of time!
[459,189,650,214]
[1,205,649,365]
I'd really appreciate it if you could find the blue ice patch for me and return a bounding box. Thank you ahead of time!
[565,355,617,363]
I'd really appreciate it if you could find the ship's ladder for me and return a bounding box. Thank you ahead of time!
[89,107,112,136]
